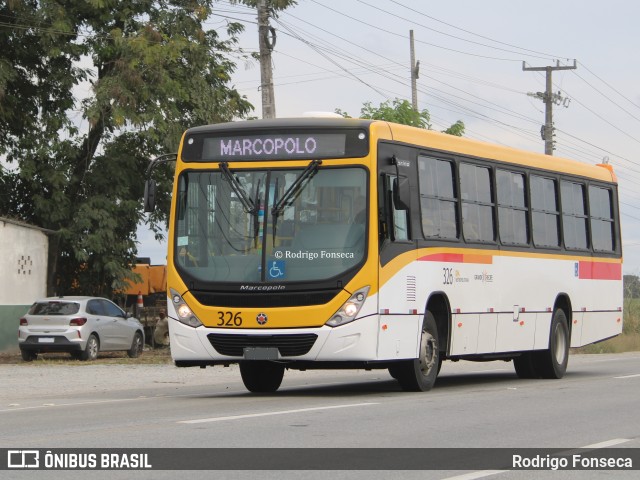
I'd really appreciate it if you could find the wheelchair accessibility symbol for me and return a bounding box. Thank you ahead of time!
[268,260,286,279]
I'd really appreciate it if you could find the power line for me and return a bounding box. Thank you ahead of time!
[274,4,612,164]
[387,0,568,60]
[309,0,529,63]
[354,0,557,62]
[274,19,391,100]
[581,62,640,112]
[570,69,640,124]
[274,11,640,183]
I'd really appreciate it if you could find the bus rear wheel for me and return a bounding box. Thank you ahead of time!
[390,311,440,392]
[240,361,285,393]
[534,308,570,379]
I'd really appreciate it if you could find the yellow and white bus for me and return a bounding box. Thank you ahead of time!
[144,118,622,392]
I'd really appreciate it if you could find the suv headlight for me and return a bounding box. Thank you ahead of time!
[326,286,370,327]
[170,289,203,328]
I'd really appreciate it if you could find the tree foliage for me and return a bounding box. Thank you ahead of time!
[0,0,253,297]
[336,98,465,136]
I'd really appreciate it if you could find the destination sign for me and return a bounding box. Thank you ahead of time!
[202,133,347,161]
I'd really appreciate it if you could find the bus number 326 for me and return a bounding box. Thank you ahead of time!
[217,311,243,326]
[443,268,454,285]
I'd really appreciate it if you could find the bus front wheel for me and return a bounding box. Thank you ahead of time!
[390,311,440,392]
[240,361,285,393]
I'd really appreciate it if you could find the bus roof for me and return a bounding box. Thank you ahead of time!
[378,121,617,184]
[185,118,616,184]
[185,117,374,134]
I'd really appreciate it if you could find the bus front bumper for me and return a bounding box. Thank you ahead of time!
[168,314,385,364]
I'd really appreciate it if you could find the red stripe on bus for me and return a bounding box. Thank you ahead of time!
[418,253,464,263]
[418,253,492,264]
[578,261,622,280]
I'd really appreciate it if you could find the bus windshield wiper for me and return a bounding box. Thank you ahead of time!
[253,178,261,247]
[271,159,322,218]
[219,162,256,214]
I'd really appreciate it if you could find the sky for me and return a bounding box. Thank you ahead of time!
[138,0,640,272]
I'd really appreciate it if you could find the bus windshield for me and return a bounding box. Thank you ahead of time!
[174,166,367,284]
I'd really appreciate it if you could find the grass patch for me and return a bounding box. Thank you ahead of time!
[576,333,640,354]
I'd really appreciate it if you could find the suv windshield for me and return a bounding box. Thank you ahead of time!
[175,166,367,283]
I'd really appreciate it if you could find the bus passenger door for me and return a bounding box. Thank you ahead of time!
[377,163,420,361]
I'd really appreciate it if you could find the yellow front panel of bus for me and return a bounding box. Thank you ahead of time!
[167,254,378,329]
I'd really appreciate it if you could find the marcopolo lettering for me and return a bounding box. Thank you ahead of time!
[220,136,318,157]
[202,132,349,161]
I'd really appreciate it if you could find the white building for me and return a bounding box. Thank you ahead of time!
[0,217,50,353]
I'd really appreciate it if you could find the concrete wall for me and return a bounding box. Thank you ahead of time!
[0,219,49,352]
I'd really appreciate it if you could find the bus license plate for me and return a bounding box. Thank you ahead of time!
[243,347,279,360]
[38,337,55,343]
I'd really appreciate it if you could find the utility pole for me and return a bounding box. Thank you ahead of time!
[257,0,276,119]
[523,60,577,155]
[410,30,420,110]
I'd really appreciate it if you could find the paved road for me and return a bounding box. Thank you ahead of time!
[1,353,639,479]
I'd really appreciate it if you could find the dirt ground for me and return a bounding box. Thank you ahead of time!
[0,346,173,365]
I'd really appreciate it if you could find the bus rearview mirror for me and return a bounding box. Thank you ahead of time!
[393,176,411,211]
[144,179,157,213]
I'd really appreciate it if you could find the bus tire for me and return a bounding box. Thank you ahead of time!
[534,308,570,379]
[390,357,442,381]
[240,361,285,393]
[393,311,440,392]
[513,352,539,379]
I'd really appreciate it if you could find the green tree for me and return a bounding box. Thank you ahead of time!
[336,98,465,136]
[0,1,252,297]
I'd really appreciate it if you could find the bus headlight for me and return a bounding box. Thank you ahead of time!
[170,289,203,328]
[326,286,370,327]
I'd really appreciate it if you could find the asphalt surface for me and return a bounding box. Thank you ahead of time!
[1,352,639,480]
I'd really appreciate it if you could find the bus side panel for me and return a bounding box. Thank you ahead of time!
[377,251,423,360]
[377,314,422,360]
[450,313,480,355]
[569,310,583,347]
[477,313,498,352]
[570,260,623,347]
[495,312,536,352]
[580,311,623,346]
[534,312,553,349]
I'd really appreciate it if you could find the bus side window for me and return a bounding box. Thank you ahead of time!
[561,181,589,250]
[589,186,615,252]
[460,163,495,243]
